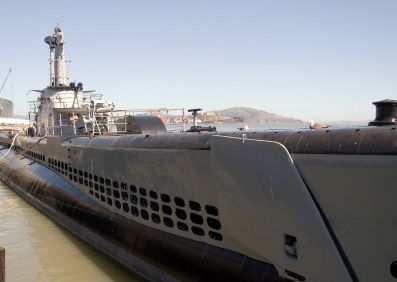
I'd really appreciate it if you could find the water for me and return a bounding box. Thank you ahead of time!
[0,182,141,282]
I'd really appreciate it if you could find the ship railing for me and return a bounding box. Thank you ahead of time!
[89,108,188,134]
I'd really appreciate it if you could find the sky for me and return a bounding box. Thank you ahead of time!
[0,0,396,122]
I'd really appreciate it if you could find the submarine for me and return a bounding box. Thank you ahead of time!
[0,26,396,282]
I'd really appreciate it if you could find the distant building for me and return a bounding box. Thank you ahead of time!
[0,98,13,118]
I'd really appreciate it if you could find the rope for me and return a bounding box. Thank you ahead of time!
[0,132,47,163]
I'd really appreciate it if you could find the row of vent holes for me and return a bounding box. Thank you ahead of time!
[48,161,220,227]
[90,186,222,231]
[63,167,218,217]
[27,151,45,162]
[89,190,223,241]
[46,159,222,240]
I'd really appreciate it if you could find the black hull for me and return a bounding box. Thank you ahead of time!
[0,150,282,281]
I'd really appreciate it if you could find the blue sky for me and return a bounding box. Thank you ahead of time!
[0,0,396,121]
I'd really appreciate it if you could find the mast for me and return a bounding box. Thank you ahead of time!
[0,68,12,96]
[44,24,67,86]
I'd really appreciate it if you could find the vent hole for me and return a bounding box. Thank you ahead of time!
[205,205,219,216]
[192,226,204,236]
[174,197,185,207]
[176,208,187,220]
[209,231,223,241]
[190,213,203,225]
[140,198,148,208]
[164,217,174,227]
[207,217,221,230]
[141,209,149,220]
[130,185,137,193]
[177,221,188,232]
[391,261,397,278]
[150,201,159,211]
[151,213,161,224]
[161,194,171,203]
[131,206,139,217]
[162,205,172,215]
[189,201,201,211]
[149,190,158,199]
[139,187,147,196]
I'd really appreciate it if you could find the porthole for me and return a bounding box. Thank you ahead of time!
[161,194,170,203]
[99,177,104,184]
[162,205,172,215]
[95,192,99,198]
[94,175,98,182]
[190,213,203,225]
[84,180,88,186]
[65,164,68,170]
[123,203,129,213]
[79,170,83,176]
[121,183,127,190]
[139,187,147,196]
[79,178,83,184]
[115,200,121,209]
[205,205,219,216]
[106,188,111,196]
[100,195,105,202]
[130,185,137,193]
[61,162,64,169]
[89,190,93,195]
[74,176,77,182]
[174,197,185,207]
[94,184,99,191]
[121,192,128,201]
[149,190,158,199]
[113,181,118,188]
[105,179,111,186]
[88,173,92,180]
[107,198,112,206]
[192,226,204,236]
[69,174,73,180]
[68,167,72,173]
[150,201,159,212]
[177,221,188,232]
[207,217,221,230]
[140,198,148,208]
[151,213,161,224]
[74,168,77,174]
[84,171,88,178]
[130,194,138,205]
[100,186,105,193]
[209,231,223,241]
[164,217,174,228]
[176,208,187,220]
[89,182,93,188]
[131,206,139,217]
[189,201,201,211]
[141,209,149,220]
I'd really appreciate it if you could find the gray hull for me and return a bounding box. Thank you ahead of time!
[1,127,397,281]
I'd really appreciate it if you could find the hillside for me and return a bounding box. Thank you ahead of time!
[213,107,302,124]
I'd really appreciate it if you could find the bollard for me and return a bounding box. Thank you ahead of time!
[0,246,4,282]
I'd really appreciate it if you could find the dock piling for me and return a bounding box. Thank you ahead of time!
[0,246,4,282]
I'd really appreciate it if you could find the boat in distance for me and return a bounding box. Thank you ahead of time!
[0,26,396,282]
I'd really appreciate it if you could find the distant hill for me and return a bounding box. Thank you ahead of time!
[214,107,303,124]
